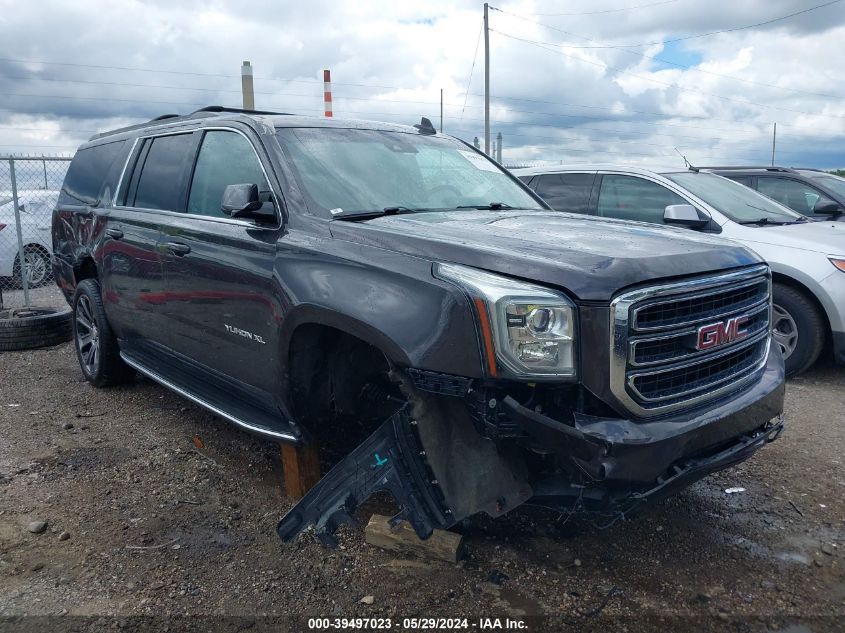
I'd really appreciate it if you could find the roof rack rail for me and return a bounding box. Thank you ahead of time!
[189,105,292,116]
[699,165,798,173]
[150,113,181,122]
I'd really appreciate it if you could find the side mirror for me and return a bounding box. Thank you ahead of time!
[813,199,843,217]
[221,183,275,221]
[664,204,708,228]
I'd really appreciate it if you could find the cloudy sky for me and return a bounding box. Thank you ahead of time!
[1,0,844,168]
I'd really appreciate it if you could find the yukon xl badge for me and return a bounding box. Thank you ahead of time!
[224,324,266,345]
[695,315,750,351]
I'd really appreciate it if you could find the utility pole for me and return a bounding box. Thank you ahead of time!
[241,61,255,110]
[771,122,777,166]
[440,89,443,133]
[496,132,502,163]
[483,2,490,155]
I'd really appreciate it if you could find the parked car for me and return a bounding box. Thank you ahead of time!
[54,108,784,546]
[706,166,845,221]
[514,165,845,376]
[0,190,59,288]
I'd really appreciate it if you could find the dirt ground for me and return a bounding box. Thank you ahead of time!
[0,343,843,632]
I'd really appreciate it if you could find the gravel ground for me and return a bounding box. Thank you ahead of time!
[0,343,843,632]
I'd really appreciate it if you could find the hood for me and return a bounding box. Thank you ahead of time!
[734,220,845,256]
[329,210,761,301]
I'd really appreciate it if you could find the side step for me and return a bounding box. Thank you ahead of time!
[120,351,297,442]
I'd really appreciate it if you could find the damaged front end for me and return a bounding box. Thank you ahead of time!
[277,348,785,546]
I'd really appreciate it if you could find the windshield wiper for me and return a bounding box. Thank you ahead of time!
[332,206,427,221]
[736,217,799,226]
[456,202,514,210]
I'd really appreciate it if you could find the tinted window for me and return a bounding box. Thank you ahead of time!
[59,140,126,206]
[597,175,685,224]
[725,175,753,186]
[133,134,194,211]
[756,176,834,216]
[187,131,269,217]
[800,171,845,198]
[534,173,594,214]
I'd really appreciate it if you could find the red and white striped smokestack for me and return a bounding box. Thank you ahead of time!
[323,69,333,118]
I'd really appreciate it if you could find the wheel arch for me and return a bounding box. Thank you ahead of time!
[771,271,832,340]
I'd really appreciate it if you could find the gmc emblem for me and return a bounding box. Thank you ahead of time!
[695,315,750,351]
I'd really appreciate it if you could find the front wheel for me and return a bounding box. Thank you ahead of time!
[72,279,134,387]
[772,283,825,378]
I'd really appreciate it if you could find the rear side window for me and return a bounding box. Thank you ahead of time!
[597,175,686,224]
[756,176,834,216]
[133,134,195,211]
[187,131,268,217]
[726,175,753,186]
[534,173,594,214]
[59,140,126,206]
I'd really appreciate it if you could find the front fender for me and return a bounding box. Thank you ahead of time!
[275,248,484,378]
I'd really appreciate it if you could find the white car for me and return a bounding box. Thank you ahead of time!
[514,165,845,377]
[0,190,59,288]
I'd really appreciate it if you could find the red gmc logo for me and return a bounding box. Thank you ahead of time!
[696,315,751,351]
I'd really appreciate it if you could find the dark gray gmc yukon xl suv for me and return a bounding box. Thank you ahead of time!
[53,106,785,545]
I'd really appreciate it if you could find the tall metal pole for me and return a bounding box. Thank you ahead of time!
[483,2,490,155]
[771,122,777,166]
[496,132,502,163]
[440,88,443,133]
[241,61,255,110]
[10,159,31,307]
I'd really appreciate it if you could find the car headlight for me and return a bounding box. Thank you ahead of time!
[434,262,577,379]
[830,257,845,273]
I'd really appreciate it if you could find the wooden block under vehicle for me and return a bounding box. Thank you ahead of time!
[280,441,321,501]
[364,513,463,563]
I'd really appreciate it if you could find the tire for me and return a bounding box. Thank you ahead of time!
[72,279,134,387]
[12,245,52,289]
[772,282,825,378]
[0,307,72,351]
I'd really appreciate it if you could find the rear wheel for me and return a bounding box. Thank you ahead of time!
[772,282,825,377]
[72,279,134,387]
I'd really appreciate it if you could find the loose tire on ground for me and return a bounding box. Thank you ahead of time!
[772,282,826,378]
[72,279,134,387]
[0,307,72,351]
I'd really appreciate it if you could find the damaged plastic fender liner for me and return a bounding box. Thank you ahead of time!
[276,406,452,547]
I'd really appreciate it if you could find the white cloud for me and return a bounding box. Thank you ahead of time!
[0,0,842,167]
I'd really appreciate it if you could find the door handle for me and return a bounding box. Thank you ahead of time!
[105,228,123,239]
[166,242,191,256]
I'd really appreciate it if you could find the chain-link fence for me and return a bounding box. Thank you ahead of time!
[0,156,72,311]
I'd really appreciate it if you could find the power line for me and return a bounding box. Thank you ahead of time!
[527,0,680,17]
[489,6,845,100]
[490,29,845,121]
[460,19,484,120]
[496,0,845,49]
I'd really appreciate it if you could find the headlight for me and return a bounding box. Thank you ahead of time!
[434,262,577,379]
[830,257,845,273]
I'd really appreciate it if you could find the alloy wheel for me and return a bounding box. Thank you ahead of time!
[75,295,100,375]
[772,303,798,360]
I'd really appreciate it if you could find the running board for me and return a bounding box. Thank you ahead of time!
[120,352,297,442]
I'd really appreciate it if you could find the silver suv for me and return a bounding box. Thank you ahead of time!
[514,164,845,377]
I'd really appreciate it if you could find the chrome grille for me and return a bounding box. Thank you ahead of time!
[610,265,771,417]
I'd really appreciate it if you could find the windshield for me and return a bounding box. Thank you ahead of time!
[665,172,802,223]
[800,171,845,198]
[275,127,543,216]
